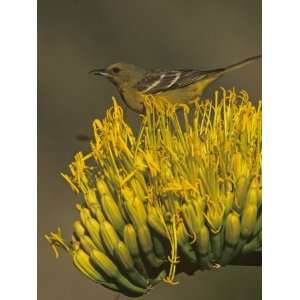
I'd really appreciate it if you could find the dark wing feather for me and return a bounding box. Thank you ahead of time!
[135,69,217,94]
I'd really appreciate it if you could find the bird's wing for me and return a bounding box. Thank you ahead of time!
[135,69,221,94]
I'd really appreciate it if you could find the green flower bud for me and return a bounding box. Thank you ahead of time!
[224,212,241,247]
[241,204,258,238]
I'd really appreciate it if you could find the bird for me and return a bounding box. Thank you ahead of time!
[90,55,261,113]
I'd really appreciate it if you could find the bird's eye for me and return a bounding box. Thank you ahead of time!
[111,67,120,74]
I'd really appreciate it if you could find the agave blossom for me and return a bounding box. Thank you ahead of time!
[45,87,262,298]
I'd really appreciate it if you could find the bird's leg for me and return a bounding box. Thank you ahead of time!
[189,96,201,105]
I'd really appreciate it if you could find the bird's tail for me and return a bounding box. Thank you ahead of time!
[220,54,261,74]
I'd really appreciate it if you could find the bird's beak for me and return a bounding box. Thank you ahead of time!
[89,68,112,77]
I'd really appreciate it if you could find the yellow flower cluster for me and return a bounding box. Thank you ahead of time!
[45,88,262,298]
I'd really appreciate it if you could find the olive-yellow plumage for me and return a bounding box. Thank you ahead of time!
[90,55,261,113]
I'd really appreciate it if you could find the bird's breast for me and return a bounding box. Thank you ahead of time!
[121,88,145,113]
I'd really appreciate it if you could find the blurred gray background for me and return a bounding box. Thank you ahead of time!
[38,1,261,299]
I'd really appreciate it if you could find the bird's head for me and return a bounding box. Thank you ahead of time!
[89,62,145,88]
